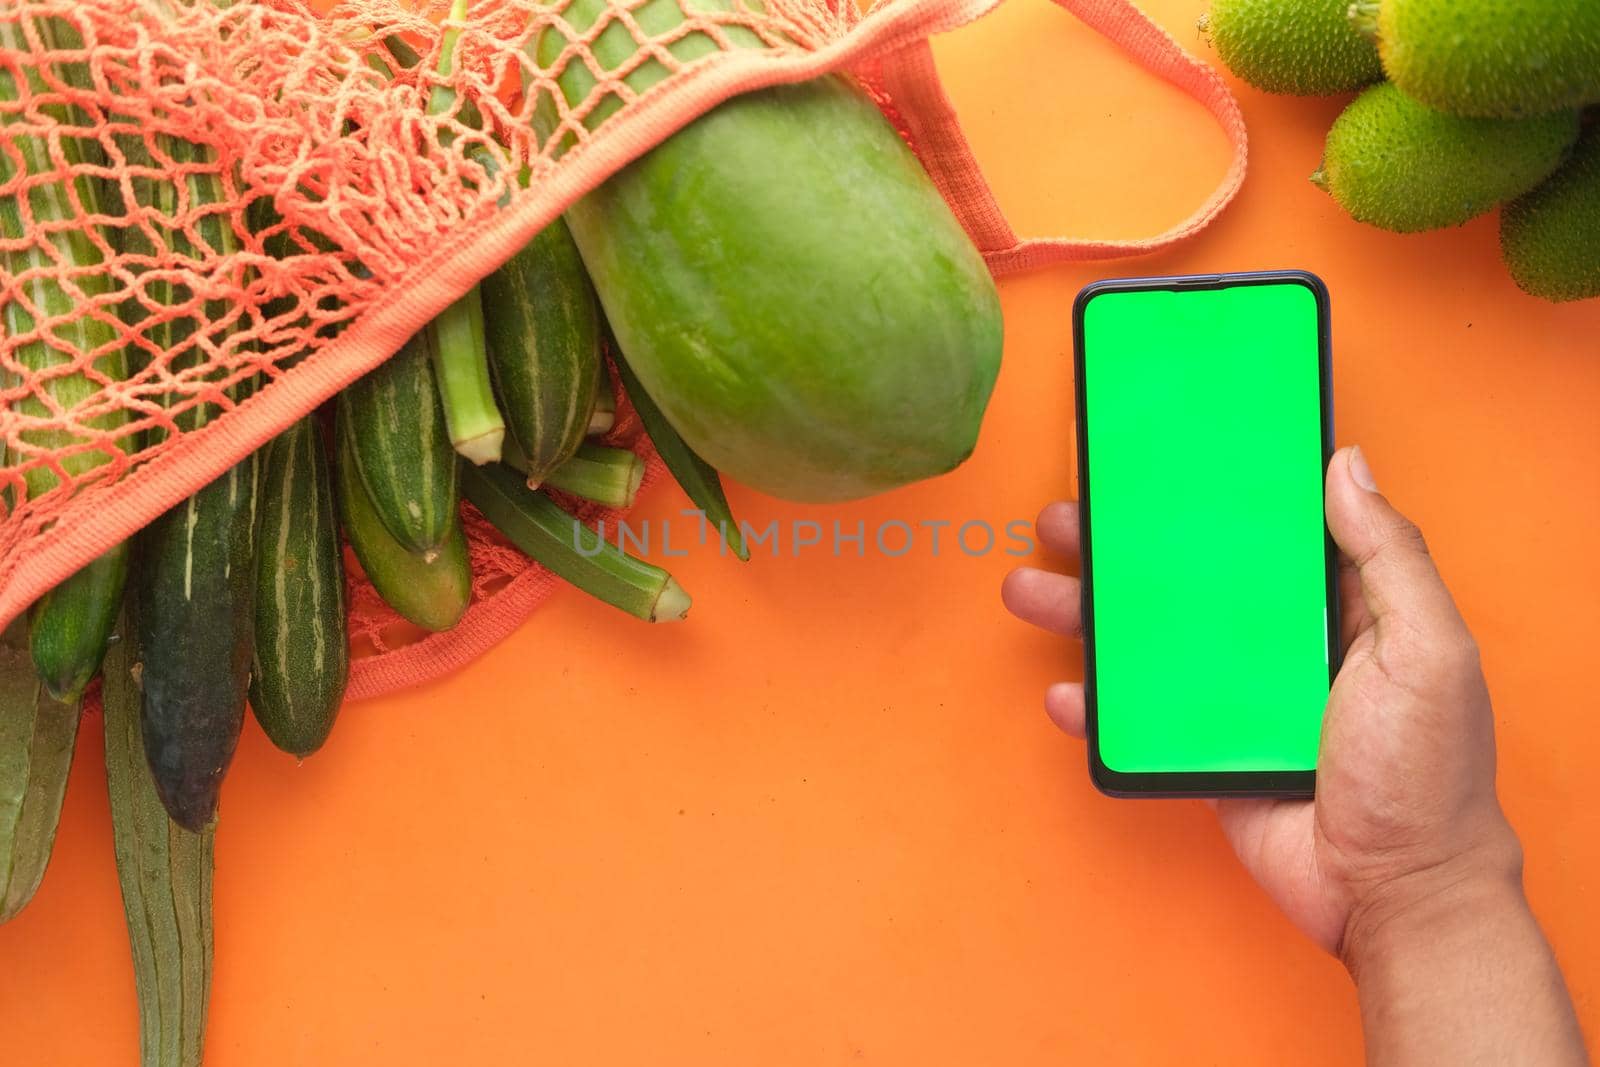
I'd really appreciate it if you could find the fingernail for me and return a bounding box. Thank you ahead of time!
[1348,445,1378,492]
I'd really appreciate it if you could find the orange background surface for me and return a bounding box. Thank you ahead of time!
[3,0,1599,1062]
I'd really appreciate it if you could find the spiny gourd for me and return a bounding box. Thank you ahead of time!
[1501,129,1600,302]
[1200,0,1382,95]
[1312,83,1579,232]
[1348,0,1600,118]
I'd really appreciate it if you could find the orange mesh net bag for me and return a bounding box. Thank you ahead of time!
[0,0,1246,699]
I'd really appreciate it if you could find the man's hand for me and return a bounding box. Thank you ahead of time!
[1003,446,1588,1064]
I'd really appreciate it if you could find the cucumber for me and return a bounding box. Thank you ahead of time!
[461,461,689,622]
[481,219,602,487]
[28,551,129,701]
[336,418,471,633]
[0,620,80,924]
[249,417,348,758]
[132,453,259,832]
[339,328,458,556]
[612,342,748,560]
[535,2,1003,503]
[103,616,214,1067]
[110,10,256,832]
[0,15,130,699]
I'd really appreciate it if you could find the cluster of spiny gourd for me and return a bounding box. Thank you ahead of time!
[1200,0,1600,302]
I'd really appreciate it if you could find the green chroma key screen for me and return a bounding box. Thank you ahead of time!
[1076,276,1334,788]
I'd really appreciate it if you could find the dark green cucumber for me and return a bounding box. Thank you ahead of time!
[249,417,348,758]
[132,454,259,832]
[613,345,748,560]
[481,219,602,486]
[339,329,458,556]
[536,1,1002,503]
[112,15,256,832]
[0,620,80,923]
[336,418,471,632]
[103,616,214,1067]
[0,16,130,699]
[461,462,689,622]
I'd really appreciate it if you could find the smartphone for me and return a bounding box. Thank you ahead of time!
[1072,270,1338,798]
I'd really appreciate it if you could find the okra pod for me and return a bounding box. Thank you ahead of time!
[425,0,505,465]
[461,461,689,622]
[541,442,644,508]
[613,343,749,560]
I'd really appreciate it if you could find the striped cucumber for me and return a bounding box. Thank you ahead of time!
[536,0,1002,502]
[133,454,259,832]
[121,36,258,831]
[482,219,602,486]
[103,616,214,1067]
[249,417,348,758]
[336,417,471,633]
[0,15,130,699]
[461,462,689,622]
[339,329,458,557]
[613,344,748,559]
[0,620,80,923]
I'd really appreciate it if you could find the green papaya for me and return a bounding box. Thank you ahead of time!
[534,0,1003,503]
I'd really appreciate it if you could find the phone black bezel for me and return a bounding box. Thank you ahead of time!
[1072,270,1340,799]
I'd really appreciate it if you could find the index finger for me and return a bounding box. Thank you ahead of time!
[1035,501,1080,559]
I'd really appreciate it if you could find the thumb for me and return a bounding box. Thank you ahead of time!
[1325,446,1463,638]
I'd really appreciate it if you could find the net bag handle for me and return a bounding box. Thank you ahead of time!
[878,0,1249,275]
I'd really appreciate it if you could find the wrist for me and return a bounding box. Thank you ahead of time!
[1340,842,1527,982]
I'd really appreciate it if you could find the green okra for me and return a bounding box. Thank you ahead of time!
[461,460,689,622]
[612,345,748,560]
